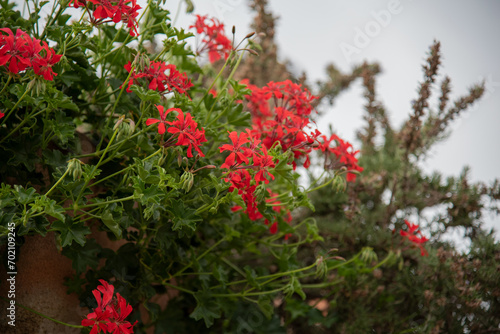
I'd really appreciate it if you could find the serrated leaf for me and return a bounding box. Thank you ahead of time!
[52,216,90,247]
[257,296,274,320]
[190,293,222,327]
[61,239,101,274]
[169,199,201,232]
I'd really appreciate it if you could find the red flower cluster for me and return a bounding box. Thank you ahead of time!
[231,188,292,236]
[219,130,294,234]
[82,280,137,334]
[146,105,206,158]
[400,220,429,256]
[190,15,232,63]
[0,28,61,80]
[69,0,141,36]
[317,134,363,182]
[124,61,193,96]
[245,80,320,169]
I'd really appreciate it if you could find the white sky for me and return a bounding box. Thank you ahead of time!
[167,0,500,241]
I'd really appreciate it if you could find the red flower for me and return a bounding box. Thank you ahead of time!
[124,61,192,96]
[219,131,250,169]
[32,42,62,81]
[190,15,232,63]
[82,280,137,334]
[317,134,363,182]
[0,112,4,120]
[70,0,140,36]
[253,146,275,184]
[145,105,173,135]
[244,80,320,169]
[89,0,116,20]
[0,28,62,80]
[400,220,429,256]
[166,109,207,158]
[113,0,141,36]
[0,28,31,74]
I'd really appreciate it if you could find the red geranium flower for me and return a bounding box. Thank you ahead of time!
[0,28,31,74]
[145,105,173,135]
[82,280,137,334]
[400,220,429,256]
[32,42,62,81]
[166,109,207,158]
[219,131,250,169]
[190,15,232,63]
[124,61,192,96]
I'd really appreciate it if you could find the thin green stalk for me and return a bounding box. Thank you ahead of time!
[40,0,66,40]
[45,165,71,197]
[77,195,136,210]
[302,279,343,289]
[215,261,318,290]
[96,65,135,152]
[74,126,151,159]
[212,286,285,298]
[306,176,335,193]
[198,55,232,118]
[204,50,246,124]
[1,86,30,126]
[162,281,195,295]
[0,108,46,144]
[173,237,227,277]
[75,126,120,206]
[0,76,12,95]
[221,257,246,278]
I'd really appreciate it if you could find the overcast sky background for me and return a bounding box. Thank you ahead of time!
[166,0,500,244]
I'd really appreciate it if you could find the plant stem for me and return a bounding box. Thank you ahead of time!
[204,49,246,124]
[0,108,47,144]
[77,195,136,210]
[96,69,134,152]
[1,85,30,126]
[75,126,120,206]
[173,237,226,277]
[45,164,71,197]
[0,76,12,95]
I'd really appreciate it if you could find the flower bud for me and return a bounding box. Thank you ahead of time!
[180,171,194,192]
[360,247,378,265]
[332,174,346,193]
[113,115,125,131]
[67,158,83,180]
[185,0,194,13]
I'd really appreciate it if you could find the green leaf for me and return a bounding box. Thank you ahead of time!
[61,239,101,274]
[190,293,222,327]
[130,85,161,103]
[15,186,36,205]
[284,276,306,300]
[258,296,274,320]
[102,210,122,238]
[169,199,202,233]
[52,216,90,247]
